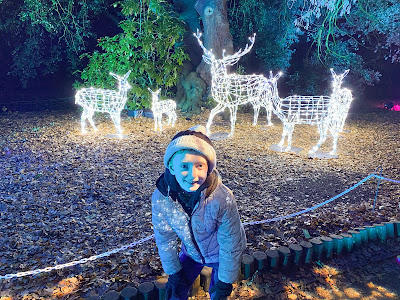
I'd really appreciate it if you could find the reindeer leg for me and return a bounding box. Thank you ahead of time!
[153,114,157,131]
[228,105,238,137]
[80,109,88,134]
[278,123,288,148]
[252,104,260,126]
[266,103,273,126]
[87,110,97,132]
[310,122,328,153]
[155,114,162,131]
[110,113,123,137]
[285,123,295,152]
[330,129,339,155]
[168,112,176,127]
[159,114,163,131]
[167,114,171,126]
[206,103,224,135]
[153,113,159,131]
[153,114,159,131]
[339,116,346,132]
[172,112,177,127]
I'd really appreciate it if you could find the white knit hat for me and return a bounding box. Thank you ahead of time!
[164,125,216,173]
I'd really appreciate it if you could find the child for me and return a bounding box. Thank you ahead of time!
[152,125,246,300]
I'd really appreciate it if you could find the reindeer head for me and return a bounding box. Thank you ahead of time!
[148,88,161,103]
[110,70,132,91]
[268,71,283,95]
[194,30,256,76]
[330,69,349,93]
[269,71,283,83]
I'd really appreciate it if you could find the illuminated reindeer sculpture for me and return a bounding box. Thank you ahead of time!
[148,88,177,131]
[75,70,131,138]
[269,69,353,155]
[194,30,273,137]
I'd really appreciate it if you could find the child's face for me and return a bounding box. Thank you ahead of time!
[169,151,208,192]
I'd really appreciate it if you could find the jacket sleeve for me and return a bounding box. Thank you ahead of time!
[151,190,182,275]
[216,190,246,283]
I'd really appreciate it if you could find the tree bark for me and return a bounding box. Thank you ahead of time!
[194,0,233,84]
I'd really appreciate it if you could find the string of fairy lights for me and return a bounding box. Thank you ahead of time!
[75,32,353,156]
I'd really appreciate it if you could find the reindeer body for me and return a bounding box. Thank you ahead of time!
[195,31,273,137]
[312,88,353,154]
[269,69,352,155]
[148,88,177,131]
[75,71,131,137]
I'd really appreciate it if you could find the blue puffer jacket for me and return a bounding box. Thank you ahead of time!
[151,173,246,284]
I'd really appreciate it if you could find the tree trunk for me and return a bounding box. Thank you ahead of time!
[194,0,233,84]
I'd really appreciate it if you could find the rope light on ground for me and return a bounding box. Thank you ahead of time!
[0,173,398,280]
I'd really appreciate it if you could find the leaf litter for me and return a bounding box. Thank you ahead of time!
[0,108,399,299]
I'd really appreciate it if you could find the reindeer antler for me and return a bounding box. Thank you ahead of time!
[219,33,256,66]
[194,29,214,59]
[223,33,256,59]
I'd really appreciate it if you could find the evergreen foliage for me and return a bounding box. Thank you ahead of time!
[0,0,399,103]
[287,0,398,93]
[228,0,300,72]
[77,0,189,110]
[228,0,399,96]
[0,0,109,87]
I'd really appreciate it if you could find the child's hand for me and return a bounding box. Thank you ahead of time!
[209,280,233,300]
[165,269,188,299]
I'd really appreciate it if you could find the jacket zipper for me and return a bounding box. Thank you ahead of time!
[188,192,205,264]
[189,215,205,264]
[169,189,206,264]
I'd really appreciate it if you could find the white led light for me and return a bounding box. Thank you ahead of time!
[148,88,177,131]
[75,71,131,138]
[194,30,273,137]
[269,69,353,155]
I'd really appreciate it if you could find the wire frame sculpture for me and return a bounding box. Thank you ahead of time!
[269,69,353,155]
[194,30,273,137]
[75,71,131,138]
[148,88,177,131]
